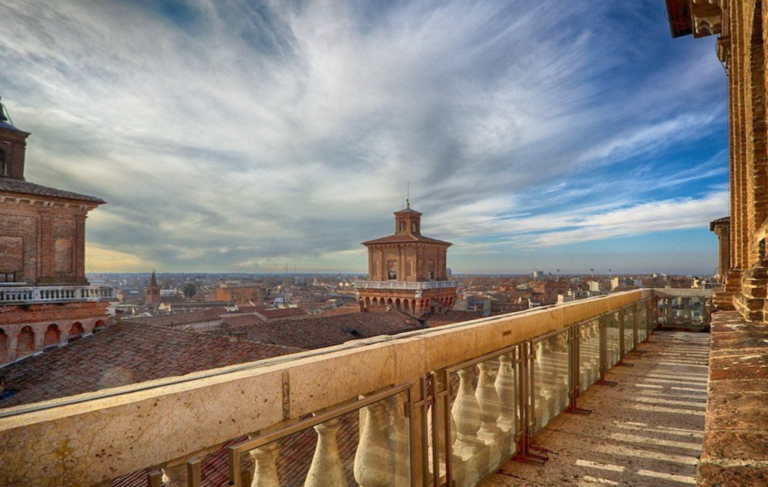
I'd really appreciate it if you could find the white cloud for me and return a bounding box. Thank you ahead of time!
[0,0,727,272]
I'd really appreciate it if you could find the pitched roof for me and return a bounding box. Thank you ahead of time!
[0,322,301,408]
[0,177,106,204]
[122,310,223,327]
[255,307,308,320]
[209,311,420,350]
[710,216,730,230]
[362,233,452,246]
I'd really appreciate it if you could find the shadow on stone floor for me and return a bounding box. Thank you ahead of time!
[483,331,709,487]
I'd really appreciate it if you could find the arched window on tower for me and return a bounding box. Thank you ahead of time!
[400,221,406,232]
[0,149,7,177]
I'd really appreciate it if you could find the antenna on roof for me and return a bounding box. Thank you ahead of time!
[406,180,410,208]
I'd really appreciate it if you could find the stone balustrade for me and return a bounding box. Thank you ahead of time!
[354,280,459,290]
[0,284,114,305]
[0,289,655,487]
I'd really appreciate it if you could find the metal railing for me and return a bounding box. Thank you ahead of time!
[0,285,114,305]
[355,280,459,290]
[135,298,657,487]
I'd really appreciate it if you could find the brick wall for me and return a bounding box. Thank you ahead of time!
[0,199,90,286]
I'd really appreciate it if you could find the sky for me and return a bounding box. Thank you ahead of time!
[0,0,728,275]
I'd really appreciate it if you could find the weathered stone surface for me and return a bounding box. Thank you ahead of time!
[698,464,768,487]
[700,311,768,486]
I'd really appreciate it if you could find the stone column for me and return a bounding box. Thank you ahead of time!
[305,419,347,487]
[250,443,280,487]
[683,298,692,320]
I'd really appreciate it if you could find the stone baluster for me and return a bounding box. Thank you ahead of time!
[354,401,395,487]
[451,367,483,486]
[476,362,502,467]
[250,442,280,487]
[535,341,553,429]
[305,419,347,487]
[495,354,516,456]
[388,395,410,486]
[161,462,187,487]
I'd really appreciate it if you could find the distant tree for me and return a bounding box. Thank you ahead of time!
[183,283,197,298]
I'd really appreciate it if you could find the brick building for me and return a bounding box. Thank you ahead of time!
[356,204,458,315]
[0,100,113,366]
[666,0,768,323]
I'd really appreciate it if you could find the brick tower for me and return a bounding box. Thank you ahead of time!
[357,203,458,315]
[0,98,113,365]
[145,271,160,305]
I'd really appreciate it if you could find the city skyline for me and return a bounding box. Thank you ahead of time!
[0,1,727,275]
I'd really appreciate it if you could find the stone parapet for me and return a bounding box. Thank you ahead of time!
[0,289,651,487]
[699,311,768,486]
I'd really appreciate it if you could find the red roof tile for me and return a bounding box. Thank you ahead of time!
[0,323,301,408]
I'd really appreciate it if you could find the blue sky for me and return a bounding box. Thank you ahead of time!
[0,0,728,275]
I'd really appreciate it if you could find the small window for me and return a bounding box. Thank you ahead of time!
[0,149,6,177]
[412,222,418,233]
[0,273,15,283]
[399,221,405,232]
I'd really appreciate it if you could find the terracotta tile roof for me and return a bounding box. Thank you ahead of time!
[710,216,730,230]
[122,310,223,327]
[0,177,106,204]
[0,322,301,408]
[210,311,420,349]
[425,310,484,327]
[362,233,451,246]
[255,307,308,321]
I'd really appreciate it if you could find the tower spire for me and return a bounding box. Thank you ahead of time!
[406,181,410,208]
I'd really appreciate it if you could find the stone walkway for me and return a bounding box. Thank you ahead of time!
[484,331,710,487]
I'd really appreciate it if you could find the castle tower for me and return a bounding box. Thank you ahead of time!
[356,204,457,315]
[0,98,112,365]
[145,271,161,305]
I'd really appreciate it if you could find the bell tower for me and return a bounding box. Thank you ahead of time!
[395,202,422,236]
[357,205,457,316]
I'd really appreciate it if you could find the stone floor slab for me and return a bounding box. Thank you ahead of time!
[483,331,708,487]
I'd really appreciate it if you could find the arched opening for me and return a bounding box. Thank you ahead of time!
[395,298,401,310]
[69,322,84,342]
[386,298,394,306]
[43,324,61,348]
[94,320,106,330]
[404,299,411,313]
[16,326,35,358]
[0,329,7,364]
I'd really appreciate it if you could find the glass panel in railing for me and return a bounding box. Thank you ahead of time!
[606,312,621,368]
[442,353,517,487]
[578,320,601,393]
[533,331,569,433]
[234,390,410,487]
[624,308,635,353]
[637,306,647,342]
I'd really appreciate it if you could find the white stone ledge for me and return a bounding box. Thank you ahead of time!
[0,289,651,487]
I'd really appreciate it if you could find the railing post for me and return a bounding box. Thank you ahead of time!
[249,443,280,487]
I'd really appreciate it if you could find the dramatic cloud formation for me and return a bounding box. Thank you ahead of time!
[0,0,728,274]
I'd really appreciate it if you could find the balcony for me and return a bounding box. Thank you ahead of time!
[0,290,700,487]
[355,280,459,290]
[0,284,114,305]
